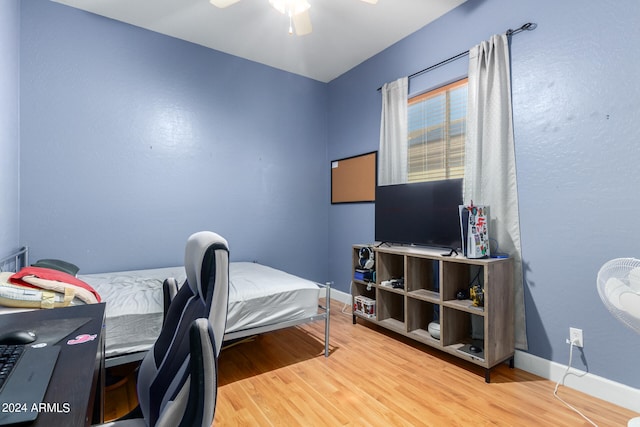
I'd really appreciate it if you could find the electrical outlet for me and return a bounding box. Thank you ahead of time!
[569,327,583,347]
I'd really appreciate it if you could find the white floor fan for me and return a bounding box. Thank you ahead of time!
[210,0,377,36]
[597,258,640,426]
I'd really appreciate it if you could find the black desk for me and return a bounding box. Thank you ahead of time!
[0,304,105,426]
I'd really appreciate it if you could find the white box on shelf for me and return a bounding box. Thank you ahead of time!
[354,295,376,318]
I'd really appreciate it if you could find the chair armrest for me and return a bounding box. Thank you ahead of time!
[184,318,217,426]
[162,278,179,325]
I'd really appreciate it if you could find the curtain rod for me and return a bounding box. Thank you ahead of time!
[376,22,537,91]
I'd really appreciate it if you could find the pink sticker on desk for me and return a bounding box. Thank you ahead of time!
[67,334,97,345]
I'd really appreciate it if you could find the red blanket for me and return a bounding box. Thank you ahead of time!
[10,266,101,303]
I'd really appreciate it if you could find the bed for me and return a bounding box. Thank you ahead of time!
[0,247,331,367]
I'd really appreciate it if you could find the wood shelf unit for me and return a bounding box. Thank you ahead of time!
[351,244,514,382]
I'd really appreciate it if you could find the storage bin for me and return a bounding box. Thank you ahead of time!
[354,295,376,318]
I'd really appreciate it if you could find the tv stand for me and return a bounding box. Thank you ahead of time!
[351,244,514,382]
[442,247,459,257]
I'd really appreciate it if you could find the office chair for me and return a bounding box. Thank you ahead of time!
[98,318,217,427]
[98,231,230,427]
[155,231,230,360]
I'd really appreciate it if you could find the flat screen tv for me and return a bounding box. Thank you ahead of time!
[375,179,463,250]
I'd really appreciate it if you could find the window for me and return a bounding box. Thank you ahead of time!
[407,78,467,182]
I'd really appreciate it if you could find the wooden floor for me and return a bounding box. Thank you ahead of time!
[213,300,636,426]
[104,364,139,422]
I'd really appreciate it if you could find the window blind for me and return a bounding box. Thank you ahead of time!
[407,78,468,182]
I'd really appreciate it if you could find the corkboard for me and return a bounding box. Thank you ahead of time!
[331,151,377,204]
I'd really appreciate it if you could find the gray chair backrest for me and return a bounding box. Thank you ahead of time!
[155,318,218,427]
[137,231,229,427]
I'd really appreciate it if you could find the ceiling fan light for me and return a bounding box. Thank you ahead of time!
[292,9,312,35]
[209,0,241,8]
[269,0,310,16]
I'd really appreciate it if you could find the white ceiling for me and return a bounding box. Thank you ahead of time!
[51,0,466,83]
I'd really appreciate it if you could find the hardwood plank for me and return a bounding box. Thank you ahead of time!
[214,300,637,426]
[103,362,139,421]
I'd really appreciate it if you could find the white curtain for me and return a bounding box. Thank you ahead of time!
[378,77,408,186]
[464,34,528,350]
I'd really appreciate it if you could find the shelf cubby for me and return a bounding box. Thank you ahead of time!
[351,280,376,301]
[406,298,440,345]
[377,287,404,328]
[406,257,439,302]
[441,262,483,301]
[376,251,404,283]
[441,307,474,346]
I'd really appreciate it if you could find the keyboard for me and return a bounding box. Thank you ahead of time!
[0,344,60,426]
[0,344,24,391]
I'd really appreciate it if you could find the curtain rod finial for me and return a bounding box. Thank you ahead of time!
[506,22,537,37]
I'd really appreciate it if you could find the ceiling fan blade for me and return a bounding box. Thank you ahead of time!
[293,9,312,36]
[360,0,378,3]
[209,0,241,8]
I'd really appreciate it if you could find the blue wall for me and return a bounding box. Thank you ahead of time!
[0,0,20,258]
[19,0,329,282]
[327,0,640,390]
[7,0,640,394]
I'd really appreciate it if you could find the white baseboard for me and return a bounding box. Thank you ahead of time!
[320,287,352,319]
[515,349,640,413]
[324,288,640,414]
[322,287,351,305]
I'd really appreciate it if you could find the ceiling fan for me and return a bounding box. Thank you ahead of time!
[209,0,378,36]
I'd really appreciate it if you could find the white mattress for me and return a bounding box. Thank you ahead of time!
[80,266,186,358]
[226,262,320,334]
[80,262,320,358]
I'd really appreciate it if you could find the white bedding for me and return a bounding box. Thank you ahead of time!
[226,262,320,334]
[79,266,186,358]
[80,262,320,358]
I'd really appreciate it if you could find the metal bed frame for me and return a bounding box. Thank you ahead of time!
[0,246,29,273]
[0,247,331,367]
[223,282,331,355]
[107,285,331,368]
